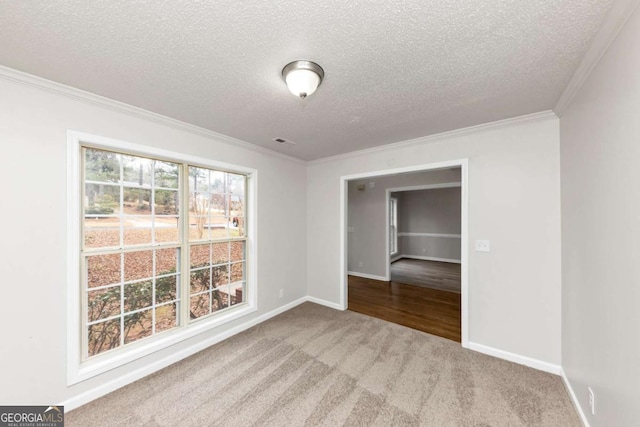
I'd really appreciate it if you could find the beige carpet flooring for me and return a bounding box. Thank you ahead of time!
[67,303,579,426]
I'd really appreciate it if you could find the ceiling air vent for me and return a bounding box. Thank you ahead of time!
[273,137,296,146]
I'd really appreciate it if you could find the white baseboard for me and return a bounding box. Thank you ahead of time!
[347,271,388,281]
[561,368,590,427]
[61,296,309,411]
[398,255,461,264]
[306,296,345,311]
[467,342,562,375]
[390,254,403,263]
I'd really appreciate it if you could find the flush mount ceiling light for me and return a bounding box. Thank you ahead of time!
[282,60,324,99]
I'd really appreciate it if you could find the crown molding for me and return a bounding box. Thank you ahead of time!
[0,65,306,165]
[308,110,558,166]
[0,65,562,167]
[554,0,640,116]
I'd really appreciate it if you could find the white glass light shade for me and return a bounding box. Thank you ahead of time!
[285,69,321,98]
[282,60,324,99]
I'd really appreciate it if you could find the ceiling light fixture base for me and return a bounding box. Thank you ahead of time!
[282,60,324,99]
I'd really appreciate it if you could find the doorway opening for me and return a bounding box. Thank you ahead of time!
[340,160,468,346]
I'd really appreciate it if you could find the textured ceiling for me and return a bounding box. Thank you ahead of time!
[0,1,614,160]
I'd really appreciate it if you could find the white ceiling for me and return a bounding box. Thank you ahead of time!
[0,1,614,160]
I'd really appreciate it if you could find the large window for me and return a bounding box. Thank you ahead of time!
[70,134,255,382]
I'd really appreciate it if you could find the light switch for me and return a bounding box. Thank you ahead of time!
[475,240,491,252]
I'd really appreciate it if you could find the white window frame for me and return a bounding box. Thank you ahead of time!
[67,131,258,385]
[390,197,398,256]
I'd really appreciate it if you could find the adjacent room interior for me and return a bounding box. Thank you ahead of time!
[346,167,463,342]
[1,1,639,426]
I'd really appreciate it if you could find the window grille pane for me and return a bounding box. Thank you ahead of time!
[154,220,179,244]
[190,269,210,294]
[155,248,179,275]
[190,244,210,269]
[209,193,226,216]
[209,218,229,239]
[124,309,153,344]
[230,262,245,283]
[88,287,121,322]
[85,183,121,216]
[85,149,120,183]
[230,282,245,306]
[230,241,245,262]
[155,303,178,333]
[154,189,179,215]
[212,265,229,288]
[84,223,120,249]
[154,161,179,189]
[155,275,178,304]
[123,224,153,247]
[228,218,244,238]
[211,289,228,312]
[87,253,121,288]
[88,319,121,356]
[230,195,244,218]
[190,167,210,194]
[209,171,225,193]
[124,280,153,312]
[212,242,229,264]
[122,155,153,187]
[123,188,152,215]
[228,173,245,197]
[189,216,209,241]
[124,250,153,282]
[190,293,210,319]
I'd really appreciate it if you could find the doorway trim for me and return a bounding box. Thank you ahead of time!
[339,159,469,347]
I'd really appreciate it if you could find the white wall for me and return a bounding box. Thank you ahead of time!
[0,72,307,406]
[560,5,640,426]
[308,116,562,366]
[347,169,460,278]
[398,187,461,261]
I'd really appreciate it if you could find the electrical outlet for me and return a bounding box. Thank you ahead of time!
[279,289,284,299]
[422,248,427,253]
[358,261,363,268]
[475,240,491,252]
[588,387,595,415]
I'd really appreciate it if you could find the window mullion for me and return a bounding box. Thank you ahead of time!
[179,163,191,328]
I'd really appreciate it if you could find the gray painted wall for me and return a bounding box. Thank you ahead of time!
[560,5,640,426]
[347,168,461,278]
[309,117,561,366]
[397,187,461,261]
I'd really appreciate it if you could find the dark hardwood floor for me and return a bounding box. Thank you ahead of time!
[390,258,461,293]
[348,275,461,342]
